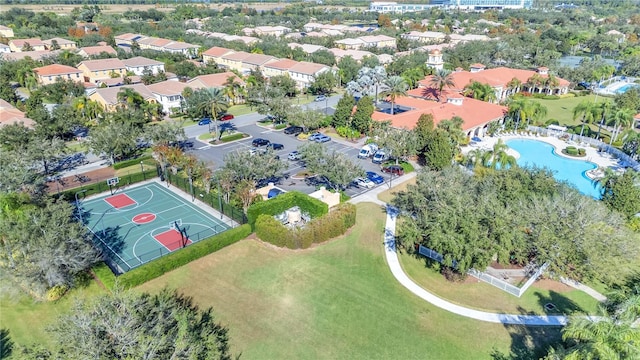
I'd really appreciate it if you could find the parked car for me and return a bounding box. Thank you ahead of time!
[372,150,389,164]
[252,138,270,147]
[219,114,234,121]
[268,188,285,199]
[267,143,284,150]
[366,171,385,185]
[288,151,301,161]
[307,132,322,141]
[382,165,404,176]
[315,134,331,143]
[198,118,211,126]
[314,95,326,102]
[358,143,379,159]
[249,148,266,156]
[256,176,283,188]
[284,126,303,135]
[353,177,375,189]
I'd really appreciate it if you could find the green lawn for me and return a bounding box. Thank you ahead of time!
[399,251,600,316]
[529,94,613,128]
[138,202,560,359]
[0,279,106,349]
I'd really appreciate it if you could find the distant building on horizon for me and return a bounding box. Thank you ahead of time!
[370,0,533,13]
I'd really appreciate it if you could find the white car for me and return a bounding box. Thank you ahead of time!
[354,177,375,189]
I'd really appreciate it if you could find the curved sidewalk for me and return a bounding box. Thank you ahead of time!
[383,206,568,326]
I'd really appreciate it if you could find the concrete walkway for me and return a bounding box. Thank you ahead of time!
[383,206,569,326]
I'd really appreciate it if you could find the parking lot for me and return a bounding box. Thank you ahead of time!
[185,121,399,199]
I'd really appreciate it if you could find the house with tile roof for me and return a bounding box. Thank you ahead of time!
[114,33,146,46]
[328,48,376,63]
[218,51,252,72]
[8,38,46,52]
[372,91,507,137]
[335,38,366,50]
[77,45,117,58]
[242,26,291,37]
[33,64,84,85]
[187,72,245,89]
[288,61,332,89]
[77,58,127,83]
[417,65,570,102]
[0,99,35,129]
[240,53,277,74]
[122,56,165,76]
[146,80,192,114]
[202,46,236,65]
[0,25,14,38]
[43,37,76,50]
[89,84,157,112]
[96,76,142,88]
[357,35,396,49]
[401,31,446,43]
[287,43,327,54]
[1,50,55,61]
[263,59,300,78]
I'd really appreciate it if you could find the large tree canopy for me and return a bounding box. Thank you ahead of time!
[392,167,639,285]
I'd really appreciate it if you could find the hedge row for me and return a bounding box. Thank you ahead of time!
[255,203,356,249]
[112,155,154,170]
[117,224,251,288]
[91,262,117,290]
[221,133,245,142]
[247,191,328,229]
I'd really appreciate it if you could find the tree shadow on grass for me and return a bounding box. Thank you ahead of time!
[491,306,563,360]
[535,290,586,315]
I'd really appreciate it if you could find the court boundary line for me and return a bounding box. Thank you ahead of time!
[132,221,213,262]
[86,186,155,215]
[147,182,231,230]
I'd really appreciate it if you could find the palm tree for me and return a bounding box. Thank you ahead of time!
[462,81,497,103]
[117,88,145,111]
[572,100,597,137]
[199,87,228,140]
[429,69,455,101]
[610,108,635,144]
[482,139,517,169]
[620,129,640,160]
[381,76,408,115]
[560,298,640,360]
[595,101,613,141]
[464,148,486,169]
[223,76,243,105]
[506,77,522,96]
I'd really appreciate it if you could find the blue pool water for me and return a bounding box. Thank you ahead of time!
[505,139,601,199]
[616,84,639,94]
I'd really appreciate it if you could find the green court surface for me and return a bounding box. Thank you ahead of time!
[79,181,230,274]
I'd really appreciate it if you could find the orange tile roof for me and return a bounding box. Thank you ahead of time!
[263,58,299,70]
[187,72,245,89]
[372,96,506,131]
[9,38,45,47]
[146,80,191,96]
[289,61,329,75]
[418,67,570,91]
[79,45,117,56]
[222,51,252,62]
[0,99,35,129]
[33,64,82,76]
[202,46,234,57]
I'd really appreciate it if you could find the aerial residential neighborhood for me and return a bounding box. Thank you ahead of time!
[0,1,639,359]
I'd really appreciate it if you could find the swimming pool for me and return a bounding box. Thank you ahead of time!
[505,139,601,199]
[616,84,639,94]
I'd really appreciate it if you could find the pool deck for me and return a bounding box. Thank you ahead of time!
[463,134,620,178]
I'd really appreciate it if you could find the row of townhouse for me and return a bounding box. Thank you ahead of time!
[1,44,118,61]
[87,71,243,115]
[302,23,376,34]
[202,47,332,89]
[32,56,166,85]
[5,37,77,52]
[334,35,397,50]
[185,29,260,46]
[114,33,199,57]
[241,26,291,37]
[401,30,491,44]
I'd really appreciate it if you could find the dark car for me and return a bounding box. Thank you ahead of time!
[219,114,234,121]
[267,143,284,150]
[382,165,404,176]
[256,176,283,188]
[366,171,385,185]
[284,126,303,135]
[267,188,285,199]
[198,118,211,126]
[252,138,270,147]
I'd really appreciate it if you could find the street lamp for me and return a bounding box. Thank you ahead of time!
[140,161,145,180]
[324,96,329,115]
[75,189,87,223]
[217,179,223,220]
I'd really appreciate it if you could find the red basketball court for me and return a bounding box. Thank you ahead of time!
[104,194,136,209]
[153,229,192,251]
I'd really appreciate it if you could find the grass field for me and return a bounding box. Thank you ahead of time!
[377,177,416,203]
[399,251,600,316]
[529,94,613,129]
[138,202,560,359]
[0,279,106,348]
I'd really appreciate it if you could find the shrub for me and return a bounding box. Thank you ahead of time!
[578,148,586,156]
[247,191,328,229]
[335,126,360,139]
[564,147,579,156]
[274,123,287,130]
[113,155,154,170]
[254,203,357,249]
[92,262,116,290]
[46,284,68,301]
[220,133,245,142]
[118,224,251,288]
